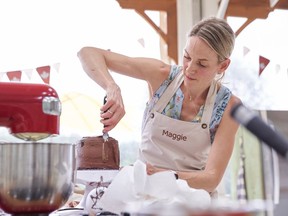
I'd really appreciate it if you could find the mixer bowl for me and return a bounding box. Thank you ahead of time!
[0,142,75,215]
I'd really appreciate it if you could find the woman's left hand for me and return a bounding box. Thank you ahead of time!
[146,163,167,175]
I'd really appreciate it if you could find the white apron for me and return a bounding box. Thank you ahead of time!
[139,72,217,171]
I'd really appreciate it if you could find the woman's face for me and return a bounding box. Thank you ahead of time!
[182,36,228,87]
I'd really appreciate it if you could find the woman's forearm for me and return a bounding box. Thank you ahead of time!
[177,169,220,193]
[77,46,117,91]
[146,163,220,193]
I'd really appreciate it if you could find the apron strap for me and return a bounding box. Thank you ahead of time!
[201,80,217,124]
[152,70,218,124]
[153,71,184,113]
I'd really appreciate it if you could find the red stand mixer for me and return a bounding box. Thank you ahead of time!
[0,82,61,141]
[0,82,75,216]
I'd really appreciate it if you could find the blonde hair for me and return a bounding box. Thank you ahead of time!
[188,17,235,62]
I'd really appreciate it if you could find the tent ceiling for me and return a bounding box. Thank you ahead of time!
[117,0,178,63]
[116,0,288,62]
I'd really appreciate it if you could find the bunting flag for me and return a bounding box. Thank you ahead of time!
[0,72,5,81]
[0,63,60,84]
[259,55,270,76]
[275,64,280,74]
[7,70,22,82]
[36,65,51,84]
[53,62,61,74]
[243,46,250,56]
[137,38,145,48]
[22,69,34,80]
[241,45,288,78]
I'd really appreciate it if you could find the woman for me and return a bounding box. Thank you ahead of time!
[77,17,241,196]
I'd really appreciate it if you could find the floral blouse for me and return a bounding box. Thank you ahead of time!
[142,65,232,144]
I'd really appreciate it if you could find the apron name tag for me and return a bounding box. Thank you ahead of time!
[162,130,187,141]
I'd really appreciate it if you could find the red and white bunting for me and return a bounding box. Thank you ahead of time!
[241,45,288,77]
[259,55,270,76]
[0,63,60,84]
[6,71,22,82]
[36,65,51,84]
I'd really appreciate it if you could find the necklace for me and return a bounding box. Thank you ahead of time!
[192,101,199,113]
[184,94,202,122]
[186,96,198,114]
[189,96,202,115]
[191,102,202,122]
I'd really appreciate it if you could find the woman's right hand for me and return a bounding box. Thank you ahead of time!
[100,83,125,133]
[78,46,170,132]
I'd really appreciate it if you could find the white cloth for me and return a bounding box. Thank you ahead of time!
[98,160,211,215]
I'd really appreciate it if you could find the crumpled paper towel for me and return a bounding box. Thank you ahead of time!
[98,160,211,215]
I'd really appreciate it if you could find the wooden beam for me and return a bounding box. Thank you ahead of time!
[225,0,288,35]
[273,0,288,10]
[117,0,176,12]
[225,0,271,19]
[224,0,270,36]
[234,18,255,36]
[116,0,178,63]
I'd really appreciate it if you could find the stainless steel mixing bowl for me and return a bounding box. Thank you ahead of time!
[0,142,75,215]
